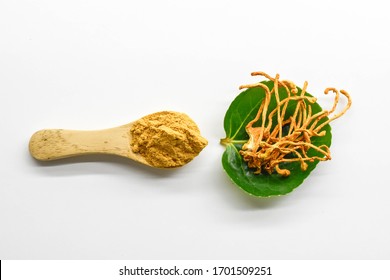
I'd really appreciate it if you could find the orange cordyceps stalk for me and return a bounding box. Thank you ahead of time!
[238,72,352,177]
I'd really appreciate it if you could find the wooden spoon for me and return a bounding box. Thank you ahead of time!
[29,111,207,168]
[29,121,152,166]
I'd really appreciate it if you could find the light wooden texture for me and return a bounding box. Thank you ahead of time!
[29,123,151,166]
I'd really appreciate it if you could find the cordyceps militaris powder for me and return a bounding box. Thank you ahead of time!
[130,111,208,168]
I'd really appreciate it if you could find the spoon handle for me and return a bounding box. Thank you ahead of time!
[29,127,131,161]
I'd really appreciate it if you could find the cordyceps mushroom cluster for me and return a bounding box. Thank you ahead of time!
[238,71,352,177]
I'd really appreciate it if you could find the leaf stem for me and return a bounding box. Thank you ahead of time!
[220,138,247,146]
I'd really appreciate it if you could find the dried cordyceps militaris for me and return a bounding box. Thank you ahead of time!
[238,71,352,177]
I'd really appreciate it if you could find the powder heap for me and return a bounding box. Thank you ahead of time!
[130,111,208,168]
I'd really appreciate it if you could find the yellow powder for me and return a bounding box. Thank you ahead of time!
[130,111,208,168]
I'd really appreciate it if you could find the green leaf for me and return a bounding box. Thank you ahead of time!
[221,81,332,197]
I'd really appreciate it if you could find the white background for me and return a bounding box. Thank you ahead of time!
[0,0,389,259]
